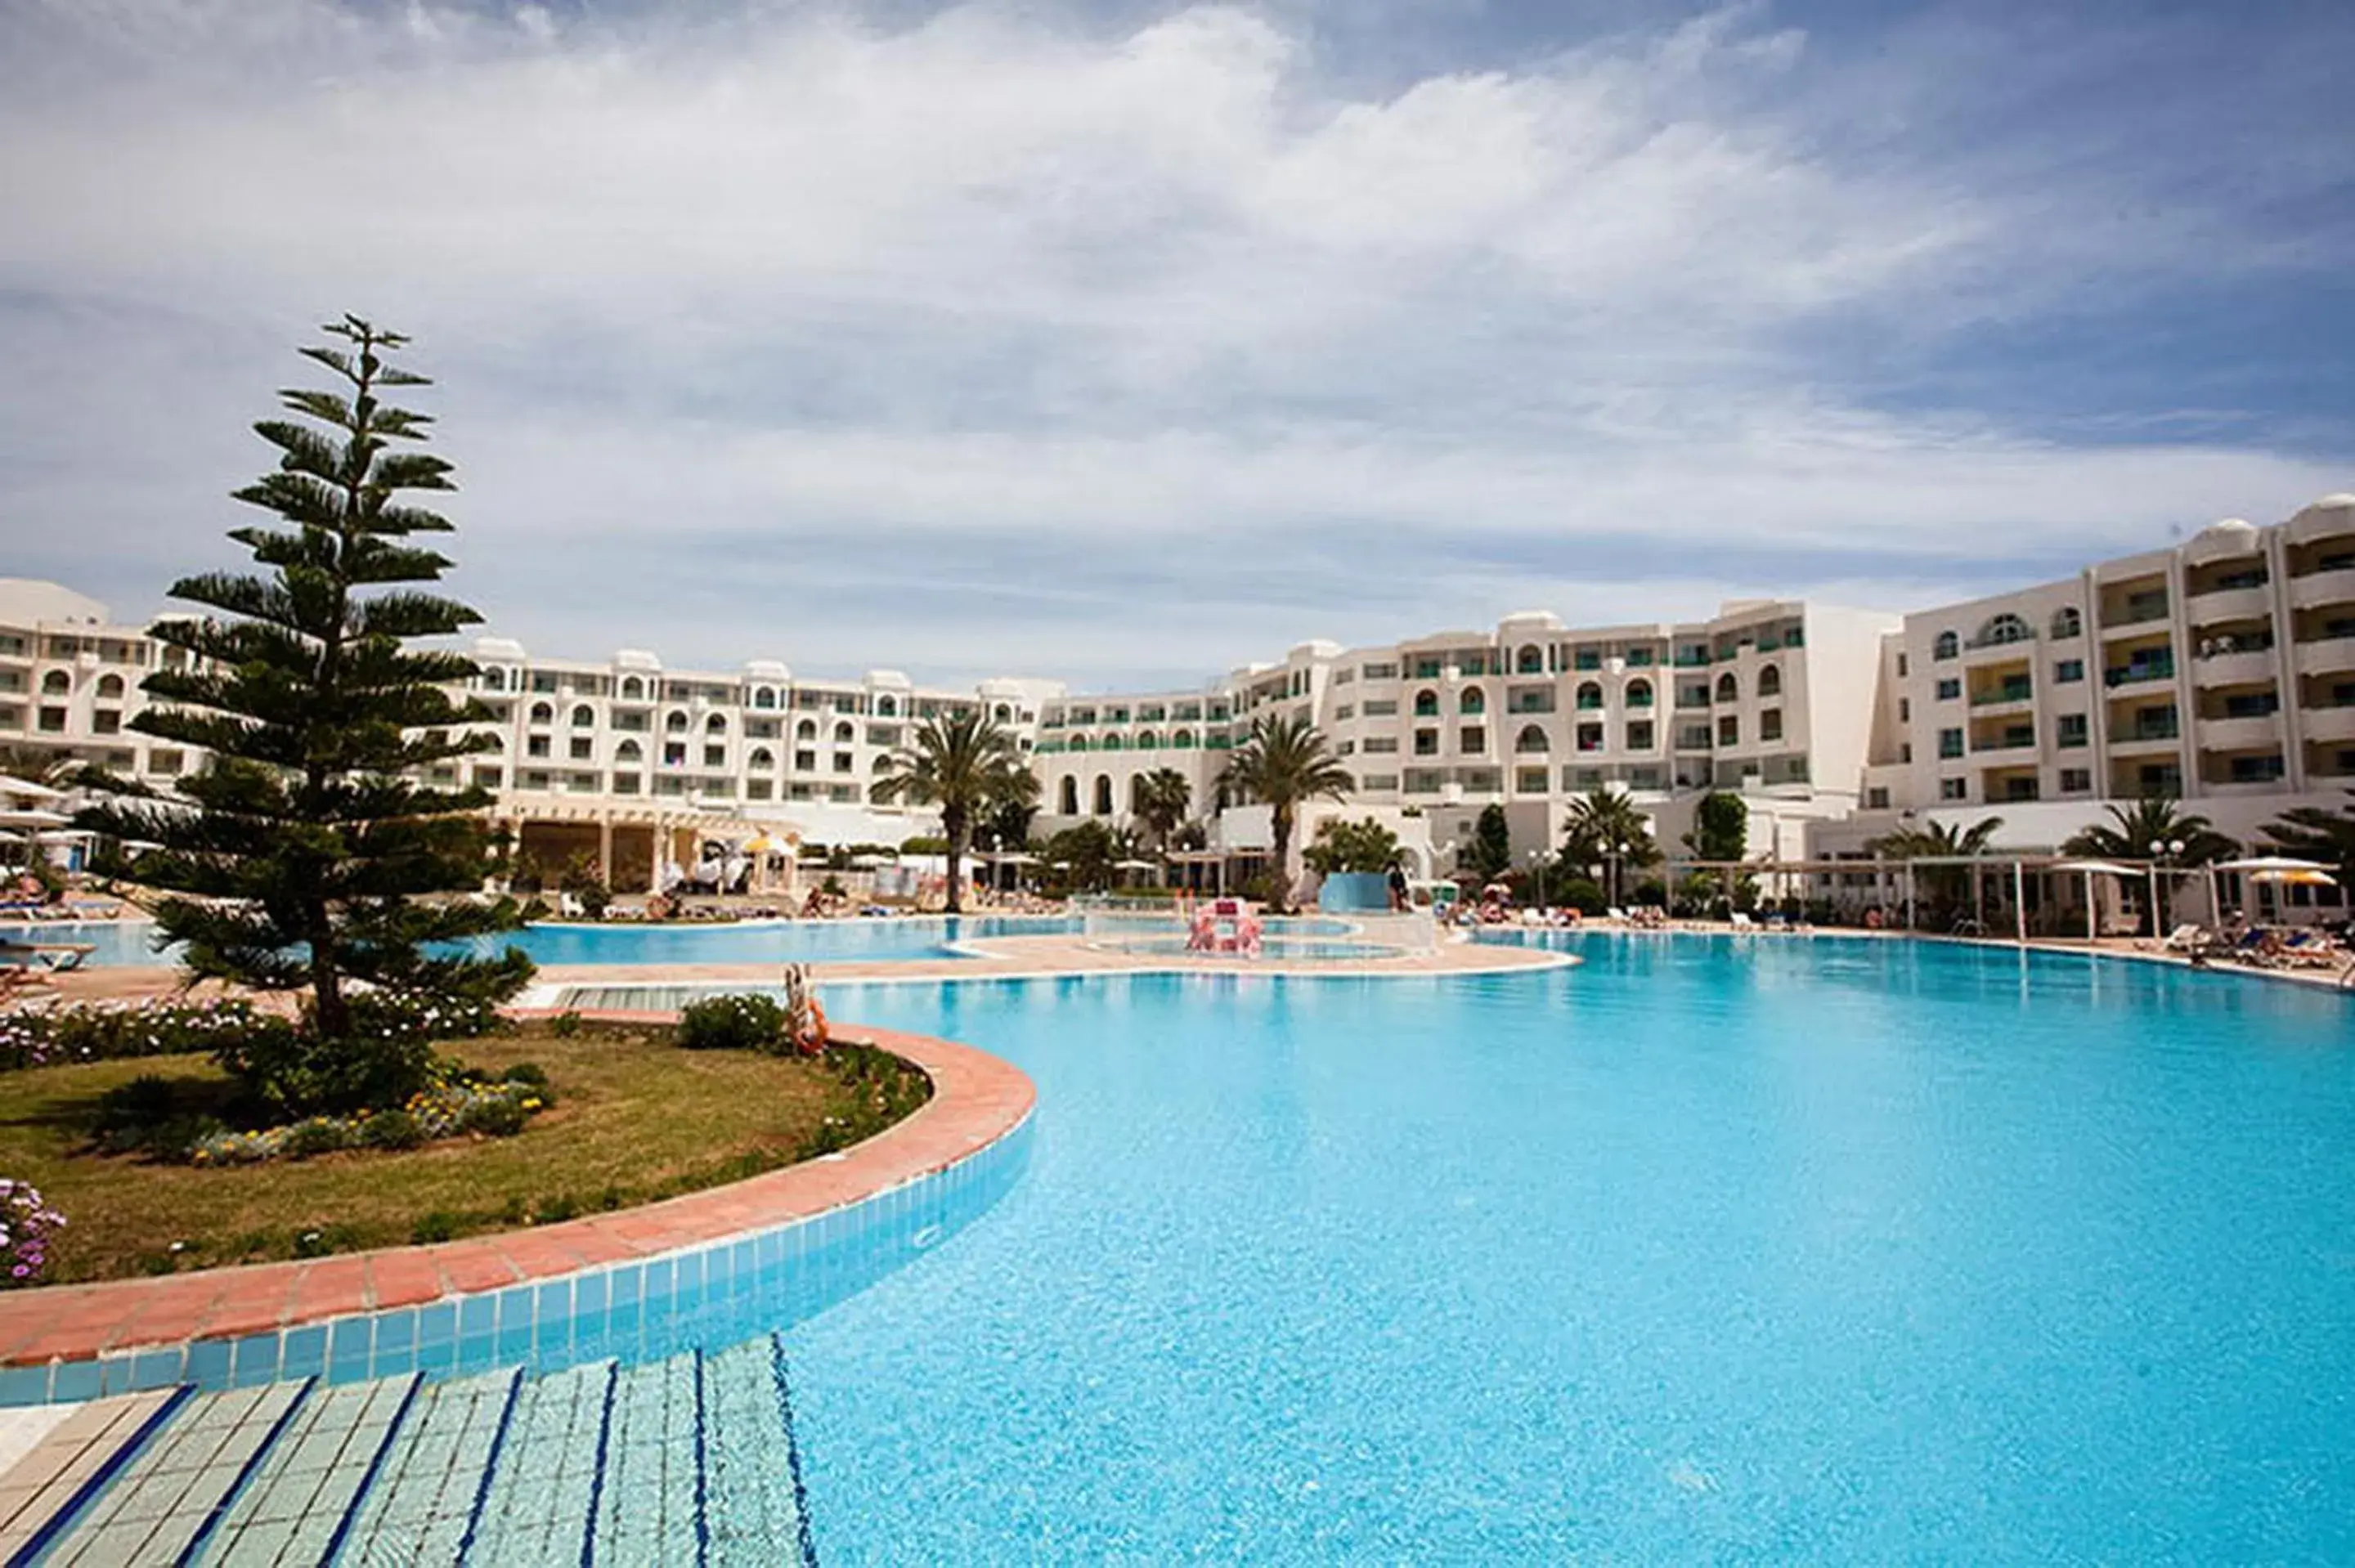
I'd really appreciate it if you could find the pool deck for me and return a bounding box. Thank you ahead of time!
[0,1024,1032,1373]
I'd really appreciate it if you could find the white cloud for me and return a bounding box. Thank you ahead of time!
[0,0,2344,685]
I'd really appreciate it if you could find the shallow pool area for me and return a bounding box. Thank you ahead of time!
[774,935,2355,1562]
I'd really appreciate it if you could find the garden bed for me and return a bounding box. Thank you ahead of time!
[0,1018,931,1282]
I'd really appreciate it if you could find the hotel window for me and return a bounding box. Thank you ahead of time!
[1514,725,1548,753]
[96,674,123,698]
[1361,773,1398,791]
[1362,699,1397,717]
[1714,673,1738,703]
[795,750,816,770]
[2051,606,2083,639]
[1361,661,1398,680]
[1626,721,1654,750]
[1517,767,1548,792]
[92,710,120,735]
[1716,715,1738,746]
[37,671,67,697]
[1458,726,1486,754]
[1517,645,1544,674]
[666,711,689,733]
[530,673,558,694]
[1575,682,1604,710]
[1413,690,1439,717]
[701,744,724,767]
[1759,709,1783,741]
[1362,737,1398,754]
[1413,657,1442,679]
[834,753,855,773]
[1935,678,1961,700]
[1756,665,1781,697]
[1458,688,1485,715]
[615,740,642,761]
[619,676,644,700]
[1900,742,1912,763]
[746,780,773,800]
[2060,768,2092,794]
[1865,787,1890,809]
[572,705,594,728]
[833,722,854,744]
[569,737,593,760]
[1933,631,1958,661]
[1577,724,1604,753]
[527,736,551,759]
[2055,659,2084,683]
[1414,729,1438,756]
[1626,647,1656,667]
[1895,653,1908,677]
[1937,727,1963,759]
[2057,714,2088,748]
[1940,777,1967,800]
[1898,697,1910,722]
[1334,705,1354,721]
[472,766,503,789]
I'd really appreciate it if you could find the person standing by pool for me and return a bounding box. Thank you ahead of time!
[1387,862,1409,912]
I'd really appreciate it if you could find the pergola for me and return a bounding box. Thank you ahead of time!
[484,794,804,895]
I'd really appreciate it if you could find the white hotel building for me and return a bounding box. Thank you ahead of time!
[3,490,2350,891]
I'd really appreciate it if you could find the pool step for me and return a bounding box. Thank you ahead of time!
[0,1389,185,1565]
[195,1373,420,1566]
[6,1332,817,1566]
[41,1380,309,1566]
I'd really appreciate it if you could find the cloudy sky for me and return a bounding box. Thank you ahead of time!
[2,0,2349,691]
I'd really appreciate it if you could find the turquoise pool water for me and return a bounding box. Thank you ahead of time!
[773,936,2355,1562]
[11,912,1356,967]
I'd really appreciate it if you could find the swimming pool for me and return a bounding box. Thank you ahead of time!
[1,914,1079,968]
[13,912,1361,967]
[769,935,2355,1561]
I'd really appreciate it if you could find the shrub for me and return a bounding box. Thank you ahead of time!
[92,1075,181,1154]
[675,994,788,1053]
[549,1010,584,1039]
[1556,877,1606,916]
[282,1118,354,1159]
[360,1109,426,1151]
[533,1194,578,1225]
[411,1211,460,1244]
[458,1095,528,1138]
[0,1180,65,1287]
[0,999,289,1075]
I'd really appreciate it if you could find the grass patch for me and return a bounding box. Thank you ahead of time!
[0,1020,930,1283]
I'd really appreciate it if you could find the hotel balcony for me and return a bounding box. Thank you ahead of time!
[2098,598,2172,638]
[2294,638,2355,679]
[2103,656,2176,689]
[2194,713,2283,752]
[2302,704,2355,745]
[2304,739,2355,781]
[2193,647,2276,687]
[2289,567,2355,612]
[1967,677,2034,713]
[2106,721,2182,755]
[1961,634,2034,666]
[2184,583,2272,622]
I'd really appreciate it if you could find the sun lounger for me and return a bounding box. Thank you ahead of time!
[1729,912,1756,930]
[0,940,94,973]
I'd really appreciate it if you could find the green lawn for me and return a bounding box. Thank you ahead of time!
[0,1023,926,1283]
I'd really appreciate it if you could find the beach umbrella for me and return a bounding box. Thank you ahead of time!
[2214,855,2334,875]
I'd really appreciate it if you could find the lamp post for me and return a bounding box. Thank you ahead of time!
[2147,837,2185,935]
[1602,840,1632,907]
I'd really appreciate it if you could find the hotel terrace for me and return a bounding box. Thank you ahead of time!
[4,491,2352,887]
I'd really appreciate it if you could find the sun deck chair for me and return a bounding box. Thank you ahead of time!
[1606,907,1628,922]
[2161,923,2209,952]
[1,940,93,973]
[1729,912,1756,930]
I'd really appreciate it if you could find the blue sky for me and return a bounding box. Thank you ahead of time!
[0,0,2348,691]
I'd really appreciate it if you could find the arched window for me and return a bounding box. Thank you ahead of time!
[2050,606,2082,640]
[753,688,777,710]
[872,755,893,773]
[96,674,124,699]
[529,701,554,724]
[833,722,854,744]
[571,704,594,728]
[749,746,774,768]
[1100,733,1126,750]
[1933,630,1959,661]
[615,739,641,761]
[1715,673,1737,702]
[666,711,689,732]
[484,668,508,692]
[1577,681,1603,710]
[994,704,1012,722]
[1756,665,1781,698]
[1413,690,1439,717]
[1516,724,1550,753]
[619,675,642,700]
[1068,734,1090,751]
[796,719,817,740]
[1093,776,1115,815]
[1976,612,2031,647]
[1135,731,1160,749]
[1130,776,1149,813]
[1172,730,1196,749]
[706,714,727,734]
[1060,777,1079,814]
[876,695,897,716]
[481,732,505,750]
[1459,688,1485,715]
[1626,679,1653,708]
[1518,645,1543,674]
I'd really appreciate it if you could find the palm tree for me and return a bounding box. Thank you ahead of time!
[2062,795,2237,866]
[1868,815,2004,929]
[871,710,1034,914]
[1557,786,1658,899]
[2261,789,2355,880]
[1132,768,1192,857]
[1218,714,1352,912]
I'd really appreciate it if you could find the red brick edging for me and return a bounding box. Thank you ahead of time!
[0,1024,1034,1369]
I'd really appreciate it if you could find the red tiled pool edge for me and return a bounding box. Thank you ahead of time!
[0,1024,1034,1369]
